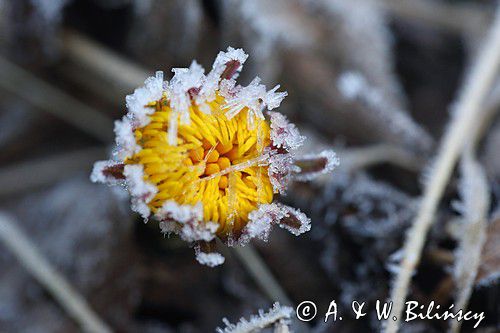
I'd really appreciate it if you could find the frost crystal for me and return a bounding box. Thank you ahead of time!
[157,201,217,242]
[114,117,140,158]
[225,77,287,123]
[240,204,276,244]
[168,62,205,120]
[125,71,164,128]
[218,79,238,99]
[123,165,157,219]
[268,153,296,194]
[293,150,340,181]
[269,111,305,151]
[195,251,225,267]
[212,47,249,76]
[240,203,311,245]
[195,47,248,107]
[156,200,203,224]
[277,204,311,236]
[90,161,124,185]
[216,302,293,333]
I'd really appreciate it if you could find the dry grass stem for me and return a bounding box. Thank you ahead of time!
[62,30,150,91]
[0,213,112,333]
[0,57,113,142]
[233,245,292,306]
[0,147,106,197]
[385,7,500,333]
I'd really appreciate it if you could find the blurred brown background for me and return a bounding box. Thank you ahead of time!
[0,0,498,332]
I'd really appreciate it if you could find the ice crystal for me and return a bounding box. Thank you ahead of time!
[277,204,312,236]
[114,117,141,158]
[195,250,225,267]
[168,61,205,125]
[240,203,311,245]
[123,164,157,219]
[90,161,124,185]
[125,71,164,128]
[268,153,297,194]
[157,201,219,243]
[216,302,293,333]
[293,150,340,181]
[268,111,305,151]
[224,77,287,124]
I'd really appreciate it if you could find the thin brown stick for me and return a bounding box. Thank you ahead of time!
[62,30,150,90]
[0,57,113,142]
[233,246,292,305]
[0,147,106,197]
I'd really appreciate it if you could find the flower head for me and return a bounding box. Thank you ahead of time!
[91,47,338,266]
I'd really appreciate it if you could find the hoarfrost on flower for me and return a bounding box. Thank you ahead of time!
[156,200,203,224]
[293,150,340,181]
[239,204,276,245]
[125,71,164,127]
[90,161,124,185]
[224,77,287,123]
[114,117,141,158]
[123,164,157,219]
[157,201,217,242]
[268,153,297,194]
[90,46,338,267]
[195,47,248,107]
[277,204,311,236]
[168,62,205,119]
[240,203,311,245]
[269,111,305,151]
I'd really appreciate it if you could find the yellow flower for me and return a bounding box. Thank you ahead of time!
[127,93,274,239]
[91,47,338,266]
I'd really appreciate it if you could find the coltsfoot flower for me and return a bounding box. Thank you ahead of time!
[91,47,338,266]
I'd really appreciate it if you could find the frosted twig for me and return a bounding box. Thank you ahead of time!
[0,57,113,142]
[0,147,106,197]
[0,213,112,333]
[450,150,490,333]
[386,7,500,333]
